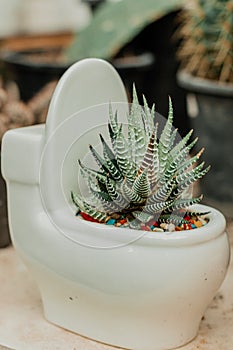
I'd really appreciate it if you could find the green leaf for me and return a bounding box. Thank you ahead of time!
[133,168,150,198]
[166,195,203,212]
[147,178,176,204]
[71,191,108,222]
[132,211,154,223]
[158,97,174,175]
[143,199,173,214]
[105,177,130,210]
[99,133,123,181]
[66,0,184,61]
[158,214,189,224]
[121,180,144,204]
[78,159,107,184]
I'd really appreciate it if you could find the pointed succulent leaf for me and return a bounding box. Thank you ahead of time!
[71,191,108,222]
[89,144,109,173]
[176,161,205,184]
[109,104,120,135]
[132,211,154,223]
[129,219,141,230]
[177,148,204,174]
[159,137,198,186]
[169,128,178,152]
[151,123,160,187]
[134,126,148,167]
[105,177,130,210]
[127,86,146,165]
[138,125,160,188]
[71,191,83,211]
[99,133,115,161]
[186,211,210,217]
[78,159,107,184]
[131,84,143,127]
[121,179,145,204]
[89,144,123,181]
[99,133,123,181]
[170,165,210,200]
[82,203,108,222]
[114,130,137,182]
[139,128,156,173]
[89,182,120,214]
[142,94,155,134]
[158,96,174,174]
[143,199,173,214]
[166,195,203,212]
[147,178,176,204]
[133,168,150,198]
[170,129,193,158]
[105,177,118,200]
[158,214,189,225]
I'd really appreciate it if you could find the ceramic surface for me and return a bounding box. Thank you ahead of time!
[1,59,230,350]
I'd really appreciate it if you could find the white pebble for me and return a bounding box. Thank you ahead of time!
[160,222,175,232]
[167,223,176,232]
[153,227,164,232]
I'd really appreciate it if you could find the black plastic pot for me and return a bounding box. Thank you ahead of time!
[177,70,233,212]
[0,153,11,248]
[1,49,155,102]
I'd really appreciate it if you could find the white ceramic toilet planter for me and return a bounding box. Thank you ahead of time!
[1,59,230,350]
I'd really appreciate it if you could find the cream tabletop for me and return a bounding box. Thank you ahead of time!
[0,220,232,350]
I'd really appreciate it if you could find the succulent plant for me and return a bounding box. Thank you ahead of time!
[71,87,210,230]
[177,0,233,82]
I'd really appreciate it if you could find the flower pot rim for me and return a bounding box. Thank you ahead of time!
[58,204,226,249]
[177,69,233,97]
[0,49,155,72]
[0,49,70,71]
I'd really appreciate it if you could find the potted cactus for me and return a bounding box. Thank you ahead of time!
[176,0,233,211]
[63,86,230,350]
[1,57,230,350]
[71,87,210,231]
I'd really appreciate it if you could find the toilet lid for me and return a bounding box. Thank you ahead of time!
[39,58,132,247]
[45,58,128,139]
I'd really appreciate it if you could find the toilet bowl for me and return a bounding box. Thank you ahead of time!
[1,58,230,350]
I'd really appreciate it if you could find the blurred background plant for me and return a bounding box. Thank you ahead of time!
[0,0,188,131]
[176,0,233,214]
[176,0,233,83]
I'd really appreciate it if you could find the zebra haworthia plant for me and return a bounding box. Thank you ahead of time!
[71,87,210,230]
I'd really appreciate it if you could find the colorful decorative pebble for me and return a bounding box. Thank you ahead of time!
[78,210,209,233]
[106,219,116,225]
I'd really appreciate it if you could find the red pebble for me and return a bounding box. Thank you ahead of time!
[119,219,127,224]
[80,212,99,223]
[141,225,151,231]
[148,219,159,227]
[183,223,192,230]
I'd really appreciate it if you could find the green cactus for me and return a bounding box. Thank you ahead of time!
[177,0,233,82]
[71,88,210,230]
[66,0,184,61]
